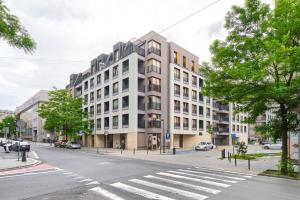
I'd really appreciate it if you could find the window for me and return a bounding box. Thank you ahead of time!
[96,118,101,130]
[84,107,88,113]
[192,104,197,115]
[148,114,161,128]
[97,103,101,114]
[122,96,129,109]
[113,116,118,128]
[148,40,161,56]
[237,125,240,132]
[183,87,189,98]
[199,78,204,87]
[192,90,197,101]
[84,81,88,90]
[104,86,109,97]
[174,100,180,112]
[113,82,119,94]
[97,89,101,100]
[104,101,109,113]
[147,59,161,74]
[90,106,94,117]
[206,108,211,117]
[84,94,88,105]
[199,106,203,116]
[104,70,109,82]
[199,120,204,129]
[113,65,119,77]
[183,56,187,68]
[183,102,189,113]
[114,50,119,61]
[122,78,129,91]
[122,59,129,74]
[90,92,94,103]
[199,93,203,102]
[148,96,161,110]
[233,125,235,132]
[90,78,94,89]
[97,74,101,85]
[104,117,109,129]
[113,99,118,111]
[174,117,180,129]
[174,84,180,96]
[244,126,247,133]
[122,114,129,127]
[192,119,197,129]
[90,120,94,131]
[183,118,189,129]
[183,72,188,83]
[148,77,161,92]
[174,68,180,80]
[173,51,179,64]
[191,60,195,72]
[192,76,197,86]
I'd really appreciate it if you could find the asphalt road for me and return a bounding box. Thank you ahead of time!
[0,143,299,200]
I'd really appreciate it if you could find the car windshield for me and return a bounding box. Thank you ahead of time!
[199,142,206,145]
[71,142,78,144]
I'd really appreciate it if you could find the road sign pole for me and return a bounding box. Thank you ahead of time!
[298,131,300,177]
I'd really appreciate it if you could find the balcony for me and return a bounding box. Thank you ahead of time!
[148,120,161,128]
[148,84,161,92]
[138,114,145,129]
[147,47,161,56]
[174,106,180,113]
[174,90,180,97]
[138,60,145,75]
[148,102,161,110]
[147,65,161,74]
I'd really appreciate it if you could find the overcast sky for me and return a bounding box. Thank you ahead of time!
[0,0,272,111]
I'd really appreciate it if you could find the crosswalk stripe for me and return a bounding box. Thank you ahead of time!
[90,186,125,200]
[63,172,72,175]
[111,182,175,200]
[169,170,236,184]
[73,176,85,180]
[78,178,92,182]
[157,172,230,188]
[129,179,208,200]
[185,168,246,180]
[196,167,256,177]
[86,181,99,185]
[144,175,220,194]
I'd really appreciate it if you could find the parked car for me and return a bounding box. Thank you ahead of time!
[0,138,8,146]
[259,140,270,145]
[65,141,81,149]
[54,141,67,148]
[11,141,30,152]
[195,142,214,151]
[263,143,282,150]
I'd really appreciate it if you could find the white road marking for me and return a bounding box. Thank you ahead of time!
[129,179,208,200]
[186,168,246,180]
[0,169,59,179]
[90,187,125,200]
[86,181,99,185]
[111,182,175,200]
[68,174,79,177]
[73,176,85,180]
[180,169,244,181]
[63,172,72,175]
[32,151,39,159]
[157,172,230,188]
[144,175,220,194]
[54,167,63,171]
[78,178,92,182]
[197,167,256,177]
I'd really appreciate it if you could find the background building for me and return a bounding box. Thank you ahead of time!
[15,90,52,142]
[67,31,249,150]
[0,109,14,122]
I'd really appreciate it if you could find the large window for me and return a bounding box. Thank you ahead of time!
[174,68,180,80]
[97,89,101,100]
[148,77,161,92]
[148,96,161,110]
[97,103,101,115]
[173,51,178,64]
[148,40,161,56]
[104,117,109,129]
[84,81,88,90]
[192,75,197,86]
[97,74,101,85]
[192,90,197,101]
[84,94,88,105]
[96,118,101,130]
[104,101,109,113]
[122,96,129,109]
[174,84,180,96]
[183,87,189,98]
[113,116,118,128]
[90,78,94,89]
[90,92,94,103]
[122,78,129,91]
[104,70,109,82]
[122,114,129,127]
[113,82,119,94]
[183,118,189,129]
[183,102,189,113]
[199,120,204,129]
[192,104,197,115]
[113,65,119,78]
[183,72,189,83]
[113,99,118,111]
[90,106,94,117]
[122,59,129,74]
[104,86,109,97]
[183,56,187,68]
[148,114,161,128]
[174,100,180,112]
[147,59,161,74]
[174,117,180,129]
[192,119,197,129]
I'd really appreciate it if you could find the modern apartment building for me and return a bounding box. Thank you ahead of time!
[248,111,275,140]
[15,90,53,142]
[66,31,248,150]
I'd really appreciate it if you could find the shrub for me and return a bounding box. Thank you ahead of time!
[277,159,295,177]
[235,141,247,155]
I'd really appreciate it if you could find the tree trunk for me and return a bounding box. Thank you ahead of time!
[280,105,288,175]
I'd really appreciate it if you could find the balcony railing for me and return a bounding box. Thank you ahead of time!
[138,104,145,111]
[148,102,161,110]
[148,84,161,92]
[138,86,145,93]
[147,65,161,74]
[148,120,161,128]
[174,90,180,96]
[138,67,145,75]
[174,106,180,113]
[147,47,161,56]
[174,124,180,129]
[138,120,145,128]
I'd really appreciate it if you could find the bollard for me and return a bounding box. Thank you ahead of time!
[248,158,250,170]
[234,155,237,166]
[173,147,176,155]
[133,148,135,155]
[229,153,231,163]
[22,149,26,162]
[221,149,225,159]
[97,147,99,154]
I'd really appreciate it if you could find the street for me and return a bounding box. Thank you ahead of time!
[0,143,299,200]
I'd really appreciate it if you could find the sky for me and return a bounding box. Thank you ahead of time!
[0,0,273,111]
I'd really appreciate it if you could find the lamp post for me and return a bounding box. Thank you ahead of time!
[159,119,165,153]
[297,114,300,177]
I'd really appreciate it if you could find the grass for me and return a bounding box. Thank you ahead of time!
[223,152,281,160]
[260,169,300,180]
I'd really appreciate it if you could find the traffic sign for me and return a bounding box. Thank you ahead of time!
[17,120,26,129]
[231,133,237,139]
[165,132,171,142]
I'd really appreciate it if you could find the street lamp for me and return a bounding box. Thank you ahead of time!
[296,114,300,177]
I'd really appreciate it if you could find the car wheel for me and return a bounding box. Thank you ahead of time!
[264,146,269,150]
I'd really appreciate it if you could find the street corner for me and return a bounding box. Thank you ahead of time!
[0,157,42,174]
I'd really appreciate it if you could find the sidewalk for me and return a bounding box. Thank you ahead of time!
[0,147,40,172]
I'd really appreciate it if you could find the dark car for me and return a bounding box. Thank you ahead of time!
[11,141,30,152]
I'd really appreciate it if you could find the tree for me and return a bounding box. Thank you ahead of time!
[206,124,215,145]
[202,0,300,175]
[38,89,91,140]
[0,0,36,53]
[0,115,17,138]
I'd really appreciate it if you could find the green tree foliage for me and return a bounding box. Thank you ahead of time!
[0,115,17,138]
[0,0,36,53]
[235,141,248,155]
[38,89,91,139]
[202,0,300,174]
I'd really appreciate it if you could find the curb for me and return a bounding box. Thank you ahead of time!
[0,160,42,172]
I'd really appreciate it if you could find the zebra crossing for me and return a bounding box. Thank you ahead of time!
[88,166,255,200]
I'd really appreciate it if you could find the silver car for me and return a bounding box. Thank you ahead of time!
[66,141,81,149]
[195,142,214,151]
[263,143,282,150]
